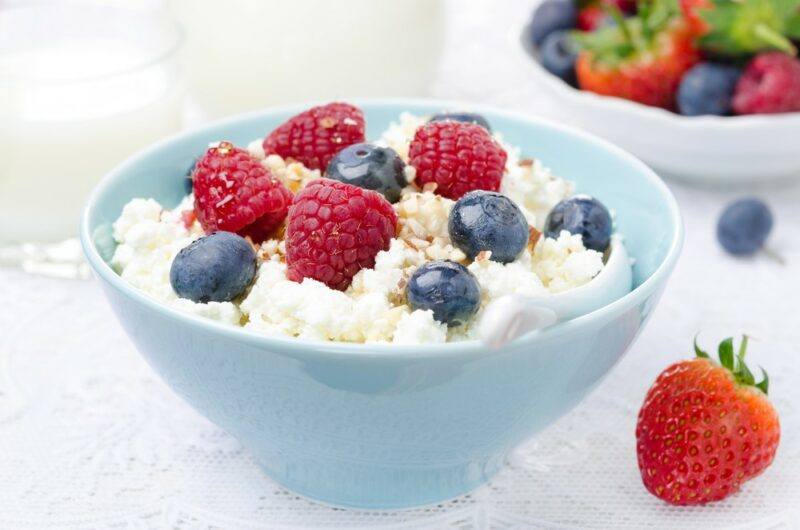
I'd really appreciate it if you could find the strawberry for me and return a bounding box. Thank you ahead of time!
[575,2,700,109]
[636,336,780,506]
[680,0,713,35]
[682,0,800,56]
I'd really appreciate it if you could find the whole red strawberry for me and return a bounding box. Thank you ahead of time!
[192,141,293,242]
[285,178,397,290]
[576,9,700,109]
[262,102,365,170]
[733,52,800,114]
[408,121,507,200]
[636,336,780,506]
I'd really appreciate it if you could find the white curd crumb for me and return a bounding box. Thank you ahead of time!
[376,112,427,162]
[533,231,604,293]
[172,298,242,326]
[261,154,321,193]
[501,146,574,230]
[241,260,402,343]
[246,139,266,159]
[467,250,546,302]
[392,310,448,345]
[394,190,466,264]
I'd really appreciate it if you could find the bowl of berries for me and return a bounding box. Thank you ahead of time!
[81,99,681,508]
[522,0,800,183]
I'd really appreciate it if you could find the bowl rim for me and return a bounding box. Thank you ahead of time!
[81,97,683,360]
[515,21,800,131]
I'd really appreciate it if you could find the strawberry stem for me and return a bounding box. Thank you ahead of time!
[753,22,798,55]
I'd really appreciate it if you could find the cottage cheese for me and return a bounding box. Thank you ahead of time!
[111,113,612,344]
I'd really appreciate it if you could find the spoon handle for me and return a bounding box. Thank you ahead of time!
[479,295,558,349]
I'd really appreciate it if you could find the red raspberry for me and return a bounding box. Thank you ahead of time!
[262,102,366,170]
[733,52,800,115]
[285,178,397,290]
[193,141,293,242]
[408,121,507,200]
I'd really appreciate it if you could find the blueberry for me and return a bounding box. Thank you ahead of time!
[716,198,773,256]
[325,143,406,203]
[428,112,492,132]
[406,261,481,327]
[529,0,577,47]
[170,231,257,303]
[544,196,612,252]
[540,30,578,86]
[677,63,742,116]
[448,191,529,263]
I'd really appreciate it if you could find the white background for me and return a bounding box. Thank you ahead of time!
[0,0,798,528]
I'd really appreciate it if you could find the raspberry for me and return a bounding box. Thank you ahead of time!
[408,121,507,200]
[285,178,397,290]
[262,102,366,170]
[193,141,293,242]
[732,52,800,115]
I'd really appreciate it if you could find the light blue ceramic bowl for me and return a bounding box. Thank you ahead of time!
[81,99,682,509]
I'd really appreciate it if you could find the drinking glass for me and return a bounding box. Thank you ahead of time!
[0,3,183,275]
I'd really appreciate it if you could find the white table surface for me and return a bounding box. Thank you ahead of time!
[1,1,799,528]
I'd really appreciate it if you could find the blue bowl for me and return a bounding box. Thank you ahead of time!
[81,98,682,509]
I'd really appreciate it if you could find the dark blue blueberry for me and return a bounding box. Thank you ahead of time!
[428,112,492,132]
[325,143,406,203]
[540,30,578,86]
[170,231,257,303]
[529,0,577,47]
[406,261,481,327]
[677,63,742,116]
[448,191,529,264]
[544,196,612,252]
[716,198,773,256]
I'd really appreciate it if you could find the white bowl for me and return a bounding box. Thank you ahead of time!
[518,24,800,184]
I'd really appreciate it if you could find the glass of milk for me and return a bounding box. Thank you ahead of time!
[0,3,183,264]
[169,0,444,120]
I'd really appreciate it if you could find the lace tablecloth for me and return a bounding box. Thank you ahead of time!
[1,1,798,528]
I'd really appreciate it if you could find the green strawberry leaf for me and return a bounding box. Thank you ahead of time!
[756,368,770,394]
[699,0,799,56]
[786,9,800,39]
[718,337,735,370]
[694,334,710,359]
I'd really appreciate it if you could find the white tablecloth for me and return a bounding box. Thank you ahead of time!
[1,1,798,528]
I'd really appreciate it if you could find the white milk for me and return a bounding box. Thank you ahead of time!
[0,5,182,243]
[0,46,182,243]
[169,0,444,119]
